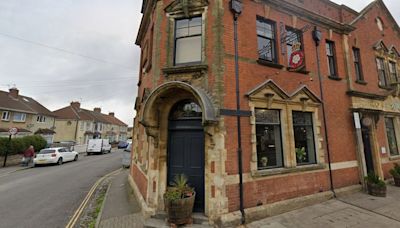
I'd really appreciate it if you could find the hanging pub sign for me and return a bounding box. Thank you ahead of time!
[288,42,305,71]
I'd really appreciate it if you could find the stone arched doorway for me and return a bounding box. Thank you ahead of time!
[167,99,205,212]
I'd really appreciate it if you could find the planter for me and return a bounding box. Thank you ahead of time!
[164,192,196,225]
[394,176,400,187]
[367,182,387,197]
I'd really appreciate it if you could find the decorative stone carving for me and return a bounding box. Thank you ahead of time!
[165,0,209,16]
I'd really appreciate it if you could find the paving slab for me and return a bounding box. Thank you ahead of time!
[246,199,400,228]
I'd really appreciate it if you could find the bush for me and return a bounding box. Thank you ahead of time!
[365,172,386,187]
[390,163,400,179]
[0,135,47,156]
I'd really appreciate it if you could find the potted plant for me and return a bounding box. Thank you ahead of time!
[364,172,387,197]
[164,174,196,226]
[295,147,306,163]
[389,163,400,187]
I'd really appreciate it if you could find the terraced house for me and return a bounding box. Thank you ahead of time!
[0,87,56,143]
[130,0,400,226]
[53,102,128,144]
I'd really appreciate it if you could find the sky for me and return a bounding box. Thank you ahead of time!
[0,0,399,126]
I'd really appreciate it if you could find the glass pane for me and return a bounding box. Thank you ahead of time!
[175,28,188,38]
[176,19,189,29]
[385,118,399,156]
[189,17,202,27]
[175,36,202,64]
[258,36,274,61]
[189,25,202,35]
[255,109,280,124]
[170,100,202,120]
[256,124,283,169]
[286,30,299,45]
[293,112,316,165]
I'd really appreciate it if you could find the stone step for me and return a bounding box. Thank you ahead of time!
[146,212,212,228]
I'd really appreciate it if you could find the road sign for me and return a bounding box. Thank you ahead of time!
[9,127,18,135]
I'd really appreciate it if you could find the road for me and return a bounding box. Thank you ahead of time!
[0,150,123,228]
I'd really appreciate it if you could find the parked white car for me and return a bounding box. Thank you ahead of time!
[33,147,78,166]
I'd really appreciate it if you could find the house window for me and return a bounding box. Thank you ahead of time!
[13,112,26,122]
[256,17,277,63]
[255,109,283,169]
[292,111,316,165]
[326,41,337,77]
[36,115,46,123]
[353,48,364,82]
[377,58,388,87]
[385,117,399,156]
[389,62,398,83]
[1,111,10,121]
[286,27,302,64]
[174,16,202,65]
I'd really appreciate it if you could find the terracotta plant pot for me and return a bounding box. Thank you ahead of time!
[394,176,400,187]
[367,182,387,197]
[164,192,196,225]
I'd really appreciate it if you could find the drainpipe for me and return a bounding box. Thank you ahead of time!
[312,26,336,197]
[230,0,245,224]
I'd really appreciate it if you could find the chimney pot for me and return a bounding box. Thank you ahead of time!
[70,101,81,110]
[94,107,101,113]
[109,112,115,117]
[9,87,19,98]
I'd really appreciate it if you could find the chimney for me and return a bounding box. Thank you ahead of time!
[9,87,19,98]
[109,112,115,117]
[94,107,101,113]
[70,101,81,110]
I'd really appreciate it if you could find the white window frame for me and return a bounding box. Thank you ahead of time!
[1,111,10,121]
[13,112,26,122]
[36,115,46,123]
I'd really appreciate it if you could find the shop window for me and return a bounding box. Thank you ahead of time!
[389,62,398,83]
[1,111,10,121]
[255,109,283,169]
[256,17,277,63]
[174,17,202,65]
[376,58,388,87]
[385,117,399,156]
[326,40,338,78]
[353,48,364,82]
[292,111,316,165]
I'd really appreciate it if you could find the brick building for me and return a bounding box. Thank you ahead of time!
[130,0,400,225]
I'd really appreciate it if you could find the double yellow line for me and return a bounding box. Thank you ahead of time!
[65,168,122,228]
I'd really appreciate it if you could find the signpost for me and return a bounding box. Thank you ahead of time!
[3,127,18,167]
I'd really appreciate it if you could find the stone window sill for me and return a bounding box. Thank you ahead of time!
[378,85,393,90]
[328,75,342,81]
[162,64,208,75]
[286,67,310,75]
[257,59,284,69]
[355,80,367,85]
[389,155,400,161]
[251,163,325,177]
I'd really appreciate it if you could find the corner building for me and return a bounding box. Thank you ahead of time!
[130,0,400,225]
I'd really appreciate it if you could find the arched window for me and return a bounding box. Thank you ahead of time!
[169,100,202,120]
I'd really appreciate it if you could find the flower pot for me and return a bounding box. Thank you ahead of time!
[164,192,196,225]
[367,183,386,197]
[394,176,400,187]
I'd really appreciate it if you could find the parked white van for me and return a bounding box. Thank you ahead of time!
[86,139,111,155]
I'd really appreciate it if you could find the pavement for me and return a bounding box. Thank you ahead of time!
[97,168,143,228]
[0,163,32,177]
[96,178,400,228]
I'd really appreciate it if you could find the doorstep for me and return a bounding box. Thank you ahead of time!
[144,212,212,228]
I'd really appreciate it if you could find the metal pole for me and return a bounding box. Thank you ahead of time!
[313,27,336,197]
[3,134,11,167]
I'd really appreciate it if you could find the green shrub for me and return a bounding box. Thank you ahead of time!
[365,172,386,187]
[0,135,47,156]
[390,163,400,178]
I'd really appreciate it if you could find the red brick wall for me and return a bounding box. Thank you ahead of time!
[131,164,148,200]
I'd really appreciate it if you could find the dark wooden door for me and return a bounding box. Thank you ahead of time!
[168,120,205,212]
[361,126,374,174]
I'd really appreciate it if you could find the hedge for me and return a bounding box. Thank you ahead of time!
[0,135,47,156]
